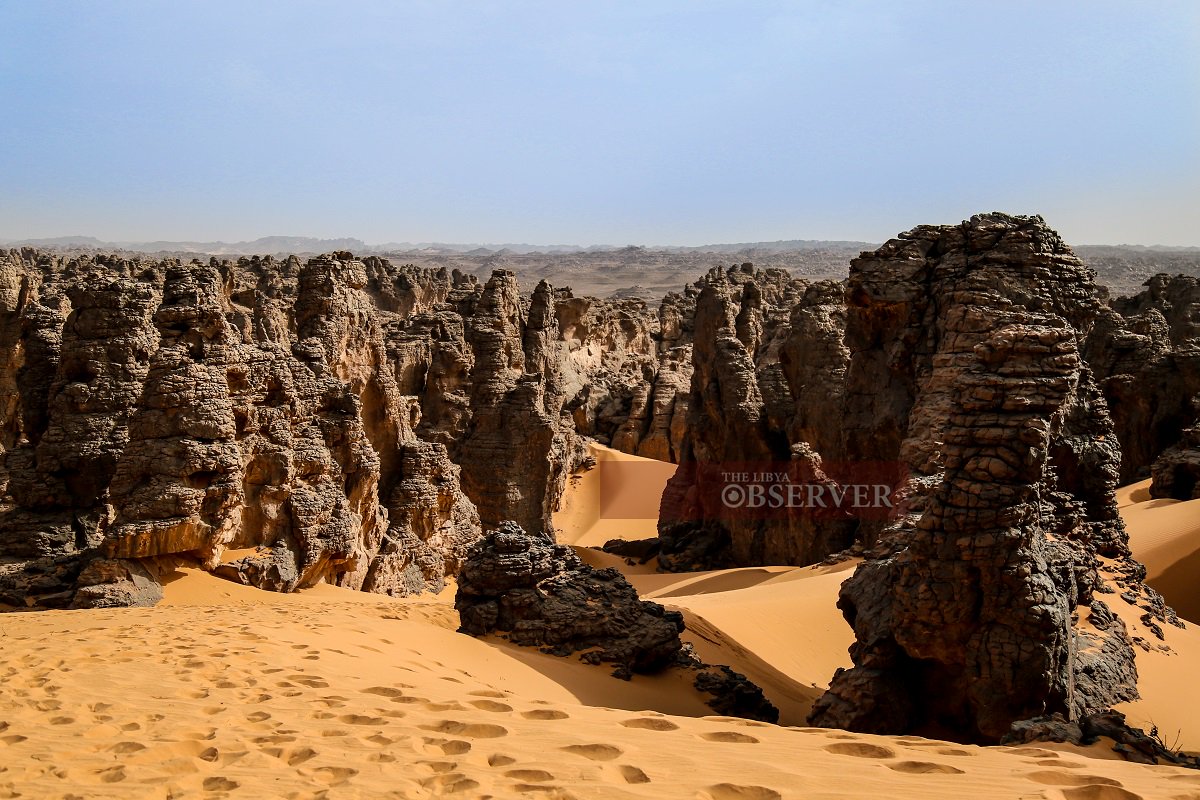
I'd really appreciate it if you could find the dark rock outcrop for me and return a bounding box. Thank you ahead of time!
[807,214,1145,743]
[455,522,686,677]
[1084,274,1200,486]
[455,522,778,721]
[1150,424,1200,500]
[657,266,855,570]
[1005,710,1200,768]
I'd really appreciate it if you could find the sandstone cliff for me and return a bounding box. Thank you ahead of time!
[0,250,674,608]
[657,265,854,570]
[1084,274,1200,496]
[807,213,1157,742]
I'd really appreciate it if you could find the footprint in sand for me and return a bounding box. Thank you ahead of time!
[700,732,759,744]
[622,717,679,731]
[338,714,387,726]
[420,773,480,793]
[560,743,623,761]
[619,765,651,784]
[367,734,399,746]
[823,742,896,759]
[311,766,358,785]
[522,709,569,721]
[95,766,126,784]
[701,783,783,800]
[284,747,318,766]
[937,748,973,757]
[107,742,147,754]
[361,686,406,698]
[469,690,510,699]
[489,754,517,767]
[420,721,508,739]
[1060,788,1144,800]
[416,760,458,775]
[469,700,513,713]
[253,734,297,745]
[202,777,239,791]
[506,769,555,782]
[887,761,965,775]
[1026,772,1125,788]
[422,737,473,755]
[424,701,467,712]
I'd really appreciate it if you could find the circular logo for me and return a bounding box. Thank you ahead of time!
[721,484,746,508]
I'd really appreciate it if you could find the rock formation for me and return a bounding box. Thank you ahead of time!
[0,249,683,608]
[1006,710,1200,768]
[455,522,778,721]
[1084,274,1200,488]
[455,521,686,677]
[0,251,487,607]
[807,213,1150,742]
[657,266,856,570]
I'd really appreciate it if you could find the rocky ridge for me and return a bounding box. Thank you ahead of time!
[1084,274,1200,495]
[0,250,683,608]
[656,266,855,570]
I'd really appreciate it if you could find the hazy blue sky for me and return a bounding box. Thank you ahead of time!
[1,1,1197,245]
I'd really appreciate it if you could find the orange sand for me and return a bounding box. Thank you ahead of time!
[553,443,677,547]
[1119,478,1200,624]
[2,455,1200,797]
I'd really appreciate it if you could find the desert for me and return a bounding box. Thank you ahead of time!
[3,212,1200,800]
[4,3,1200,798]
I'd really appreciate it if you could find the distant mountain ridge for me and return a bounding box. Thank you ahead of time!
[2,234,880,256]
[5,234,1198,257]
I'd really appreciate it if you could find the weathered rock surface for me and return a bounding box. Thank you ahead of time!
[0,249,691,608]
[657,266,855,570]
[0,251,488,606]
[455,522,778,721]
[1084,274,1200,486]
[807,214,1149,743]
[1005,710,1200,768]
[455,522,686,677]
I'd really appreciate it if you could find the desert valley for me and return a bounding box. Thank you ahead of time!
[1,213,1200,798]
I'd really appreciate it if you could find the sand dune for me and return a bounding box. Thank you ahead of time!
[3,569,1197,799]
[554,443,677,547]
[4,459,1200,797]
[1119,479,1200,624]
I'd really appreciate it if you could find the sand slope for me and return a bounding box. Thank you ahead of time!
[1119,479,1200,624]
[554,444,676,547]
[3,570,1199,799]
[4,455,1200,797]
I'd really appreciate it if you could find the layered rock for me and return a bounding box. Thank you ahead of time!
[657,266,855,570]
[0,248,699,608]
[808,213,1145,742]
[1084,274,1200,486]
[0,251,482,607]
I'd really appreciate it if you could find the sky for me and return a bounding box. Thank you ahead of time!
[1,1,1197,246]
